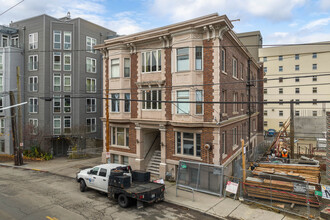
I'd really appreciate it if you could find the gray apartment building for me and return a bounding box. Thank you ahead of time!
[2,13,117,156]
[0,25,24,154]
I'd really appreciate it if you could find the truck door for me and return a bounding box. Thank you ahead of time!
[95,168,108,192]
[86,166,99,189]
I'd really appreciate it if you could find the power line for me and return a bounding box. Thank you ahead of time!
[0,0,24,16]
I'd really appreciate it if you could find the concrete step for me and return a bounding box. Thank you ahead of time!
[147,170,160,176]
[151,156,161,160]
[149,164,160,169]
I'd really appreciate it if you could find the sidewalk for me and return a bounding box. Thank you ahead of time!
[0,158,298,220]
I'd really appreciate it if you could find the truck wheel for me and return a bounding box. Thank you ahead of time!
[118,194,129,208]
[80,180,87,192]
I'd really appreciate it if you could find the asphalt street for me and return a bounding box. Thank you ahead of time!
[0,167,219,220]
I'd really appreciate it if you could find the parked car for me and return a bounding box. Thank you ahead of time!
[267,129,276,137]
[76,164,165,208]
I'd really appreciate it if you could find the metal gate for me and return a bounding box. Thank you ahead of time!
[176,160,224,196]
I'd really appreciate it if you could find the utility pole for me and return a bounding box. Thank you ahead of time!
[103,50,110,163]
[9,91,19,165]
[17,66,23,165]
[247,59,251,160]
[290,100,295,159]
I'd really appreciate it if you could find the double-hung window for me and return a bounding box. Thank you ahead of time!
[28,55,38,71]
[86,57,96,73]
[64,116,71,134]
[29,33,38,50]
[142,50,161,73]
[64,31,72,50]
[176,132,201,157]
[63,74,71,92]
[111,93,120,112]
[232,58,237,78]
[86,36,96,53]
[0,97,3,113]
[29,119,38,135]
[177,90,190,114]
[53,31,61,49]
[124,58,130,77]
[29,98,38,113]
[222,132,226,155]
[29,76,38,92]
[86,118,96,133]
[86,98,96,113]
[53,116,61,135]
[53,52,61,70]
[86,78,96,93]
[142,90,162,110]
[111,59,119,78]
[177,48,189,71]
[124,93,130,112]
[63,53,71,71]
[0,73,2,92]
[233,92,238,112]
[195,90,203,115]
[195,46,202,70]
[2,35,8,47]
[53,74,61,92]
[0,54,3,72]
[53,95,61,113]
[221,49,226,72]
[232,127,237,147]
[0,118,5,134]
[64,95,71,113]
[112,127,129,146]
[11,35,19,47]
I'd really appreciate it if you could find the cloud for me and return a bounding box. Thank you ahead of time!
[300,17,330,31]
[268,31,330,44]
[150,0,306,22]
[320,0,330,10]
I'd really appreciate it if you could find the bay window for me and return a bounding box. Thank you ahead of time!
[195,46,202,70]
[177,48,189,71]
[142,90,161,110]
[111,93,120,112]
[111,59,119,78]
[177,90,189,114]
[141,50,161,73]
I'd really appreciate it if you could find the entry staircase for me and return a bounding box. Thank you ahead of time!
[146,150,161,176]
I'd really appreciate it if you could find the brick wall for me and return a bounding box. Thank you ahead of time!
[257,64,264,133]
[109,123,136,154]
[131,53,138,118]
[165,48,172,120]
[327,112,330,181]
[203,40,214,122]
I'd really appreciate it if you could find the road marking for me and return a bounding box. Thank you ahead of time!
[46,216,58,220]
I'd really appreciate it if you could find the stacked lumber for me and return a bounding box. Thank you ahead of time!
[244,162,321,207]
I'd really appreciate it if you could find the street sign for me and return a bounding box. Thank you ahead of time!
[226,181,238,194]
[20,142,23,147]
[106,152,110,158]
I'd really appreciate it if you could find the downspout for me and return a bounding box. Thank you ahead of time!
[247,58,251,160]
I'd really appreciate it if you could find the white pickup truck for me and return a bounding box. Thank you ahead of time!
[76,163,165,208]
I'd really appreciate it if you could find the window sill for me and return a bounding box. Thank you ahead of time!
[233,144,239,151]
[110,112,121,114]
[111,145,130,150]
[222,153,227,159]
[174,154,202,161]
[232,76,239,80]
[222,113,228,116]
[142,109,162,111]
[142,71,162,74]
[241,109,244,112]
[221,71,227,75]
[233,111,239,115]
[176,70,191,73]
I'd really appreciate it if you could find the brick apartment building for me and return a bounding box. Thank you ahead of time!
[96,13,263,178]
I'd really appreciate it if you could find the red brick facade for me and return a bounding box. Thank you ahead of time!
[203,40,214,122]
[131,53,138,119]
[109,123,136,154]
[165,48,172,120]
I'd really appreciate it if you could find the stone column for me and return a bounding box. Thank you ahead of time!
[134,124,144,170]
[159,125,167,179]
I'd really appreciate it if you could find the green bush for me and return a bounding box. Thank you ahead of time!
[23,146,53,161]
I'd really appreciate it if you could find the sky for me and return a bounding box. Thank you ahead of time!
[1,0,330,45]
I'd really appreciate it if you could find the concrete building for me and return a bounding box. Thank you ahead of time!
[8,14,116,156]
[259,42,330,131]
[96,13,263,178]
[0,25,24,154]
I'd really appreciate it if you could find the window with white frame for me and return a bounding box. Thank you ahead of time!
[53,31,61,49]
[111,93,120,112]
[279,110,283,116]
[313,87,317,93]
[29,118,38,135]
[195,90,203,115]
[233,92,238,112]
[53,74,61,92]
[295,88,300,94]
[53,95,61,113]
[264,121,268,126]
[86,36,96,53]
[295,65,299,71]
[0,73,2,92]
[295,77,300,82]
[142,90,162,110]
[28,76,38,92]
[232,58,237,78]
[240,63,244,79]
[2,35,8,47]
[222,90,227,113]
[63,53,71,71]
[29,98,38,113]
[64,95,71,113]
[111,127,129,146]
[86,118,96,133]
[279,88,283,94]
[279,66,283,72]
[64,31,72,50]
[176,132,201,157]
[124,58,130,77]
[313,76,317,81]
[313,111,317,116]
[53,52,61,70]
[222,131,226,155]
[279,55,283,61]
[64,116,71,134]
[86,98,96,113]
[177,48,189,72]
[142,50,161,73]
[279,99,283,105]
[232,127,237,147]
[122,156,129,165]
[313,64,317,70]
[86,78,96,93]
[177,90,189,114]
[28,55,38,71]
[29,33,38,50]
[295,54,299,60]
[86,57,96,73]
[0,97,3,113]
[0,54,3,72]
[264,110,268,116]
[111,58,119,78]
[195,46,202,70]
[312,53,317,58]
[221,49,226,72]
[124,93,130,112]
[63,74,71,92]
[263,67,267,73]
[295,99,300,105]
[279,121,283,127]
[53,116,61,135]
[313,99,317,105]
[0,118,5,134]
[11,35,19,47]
[295,110,300,116]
